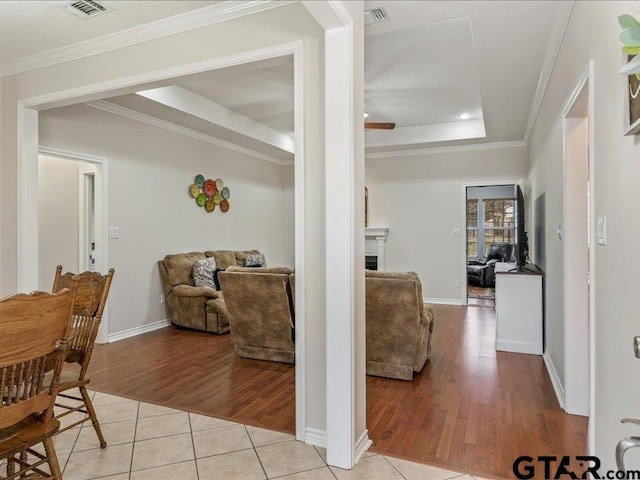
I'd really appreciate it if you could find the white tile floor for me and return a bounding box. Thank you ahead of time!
[4,390,494,480]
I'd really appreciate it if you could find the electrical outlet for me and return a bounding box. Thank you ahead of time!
[160,293,165,304]
[452,228,461,236]
[455,279,461,287]
[108,226,119,239]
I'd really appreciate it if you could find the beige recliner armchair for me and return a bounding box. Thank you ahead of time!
[365,270,435,380]
[158,252,228,333]
[218,266,295,364]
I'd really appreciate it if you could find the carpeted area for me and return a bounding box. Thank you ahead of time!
[467,284,495,299]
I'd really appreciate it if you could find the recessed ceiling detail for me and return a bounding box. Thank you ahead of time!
[365,16,486,147]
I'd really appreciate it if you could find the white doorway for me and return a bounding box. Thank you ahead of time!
[461,179,520,306]
[37,154,94,288]
[37,147,109,343]
[562,61,594,421]
[79,167,96,272]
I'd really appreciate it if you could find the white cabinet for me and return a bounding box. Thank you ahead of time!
[495,270,543,355]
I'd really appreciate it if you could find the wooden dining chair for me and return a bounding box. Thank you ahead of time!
[51,265,114,448]
[0,286,77,480]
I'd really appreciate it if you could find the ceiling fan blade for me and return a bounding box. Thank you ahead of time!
[365,122,396,130]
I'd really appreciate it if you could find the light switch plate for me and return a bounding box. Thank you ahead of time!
[452,228,461,236]
[108,226,119,239]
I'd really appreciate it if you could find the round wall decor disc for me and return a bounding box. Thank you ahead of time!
[220,199,230,212]
[189,184,200,198]
[203,179,215,197]
[215,178,224,190]
[213,192,223,205]
[194,175,205,188]
[221,186,230,200]
[205,199,215,212]
[196,193,207,207]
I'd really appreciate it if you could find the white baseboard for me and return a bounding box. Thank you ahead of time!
[354,429,372,464]
[107,319,171,343]
[543,350,566,410]
[496,340,542,355]
[304,428,326,448]
[424,297,464,306]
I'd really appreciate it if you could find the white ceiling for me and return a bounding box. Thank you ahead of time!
[10,1,570,157]
[0,1,217,65]
[172,56,295,137]
[102,56,295,162]
[100,1,566,156]
[365,17,483,127]
[364,0,569,152]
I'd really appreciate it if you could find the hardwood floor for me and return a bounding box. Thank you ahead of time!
[87,305,587,479]
[366,305,587,478]
[87,328,296,432]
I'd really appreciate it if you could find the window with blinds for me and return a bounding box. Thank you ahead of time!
[467,198,515,259]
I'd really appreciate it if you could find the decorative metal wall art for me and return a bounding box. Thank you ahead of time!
[189,175,231,214]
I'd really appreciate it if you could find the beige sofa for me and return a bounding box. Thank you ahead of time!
[365,270,435,380]
[157,250,262,334]
[218,266,295,364]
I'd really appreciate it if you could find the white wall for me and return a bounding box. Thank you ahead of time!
[37,155,84,290]
[39,104,294,335]
[527,0,640,466]
[365,146,528,302]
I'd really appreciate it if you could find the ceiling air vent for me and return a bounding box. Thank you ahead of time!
[65,0,113,19]
[364,6,389,25]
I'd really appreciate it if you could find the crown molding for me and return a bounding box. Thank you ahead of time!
[0,0,296,78]
[523,1,575,144]
[365,139,527,159]
[86,100,293,166]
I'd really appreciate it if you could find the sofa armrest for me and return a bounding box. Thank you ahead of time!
[172,285,219,298]
[467,259,486,266]
[420,303,435,326]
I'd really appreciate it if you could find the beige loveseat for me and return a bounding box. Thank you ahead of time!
[365,270,435,380]
[158,250,262,334]
[218,266,295,364]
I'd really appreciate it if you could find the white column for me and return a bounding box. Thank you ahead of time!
[18,106,39,292]
[304,0,368,470]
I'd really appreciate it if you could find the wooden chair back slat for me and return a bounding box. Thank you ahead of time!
[0,290,74,368]
[53,266,113,318]
[0,287,77,430]
[52,266,114,379]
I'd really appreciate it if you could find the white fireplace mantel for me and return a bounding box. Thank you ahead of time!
[365,227,389,270]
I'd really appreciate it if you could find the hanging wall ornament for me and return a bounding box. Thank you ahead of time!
[188,175,231,214]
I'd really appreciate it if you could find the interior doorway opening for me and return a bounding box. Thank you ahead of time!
[37,154,94,290]
[465,183,516,307]
[37,149,109,342]
[32,51,301,439]
[562,64,593,420]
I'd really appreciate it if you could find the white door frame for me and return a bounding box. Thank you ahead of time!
[561,61,595,444]
[460,179,520,305]
[78,166,96,272]
[39,146,110,344]
[18,40,308,437]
